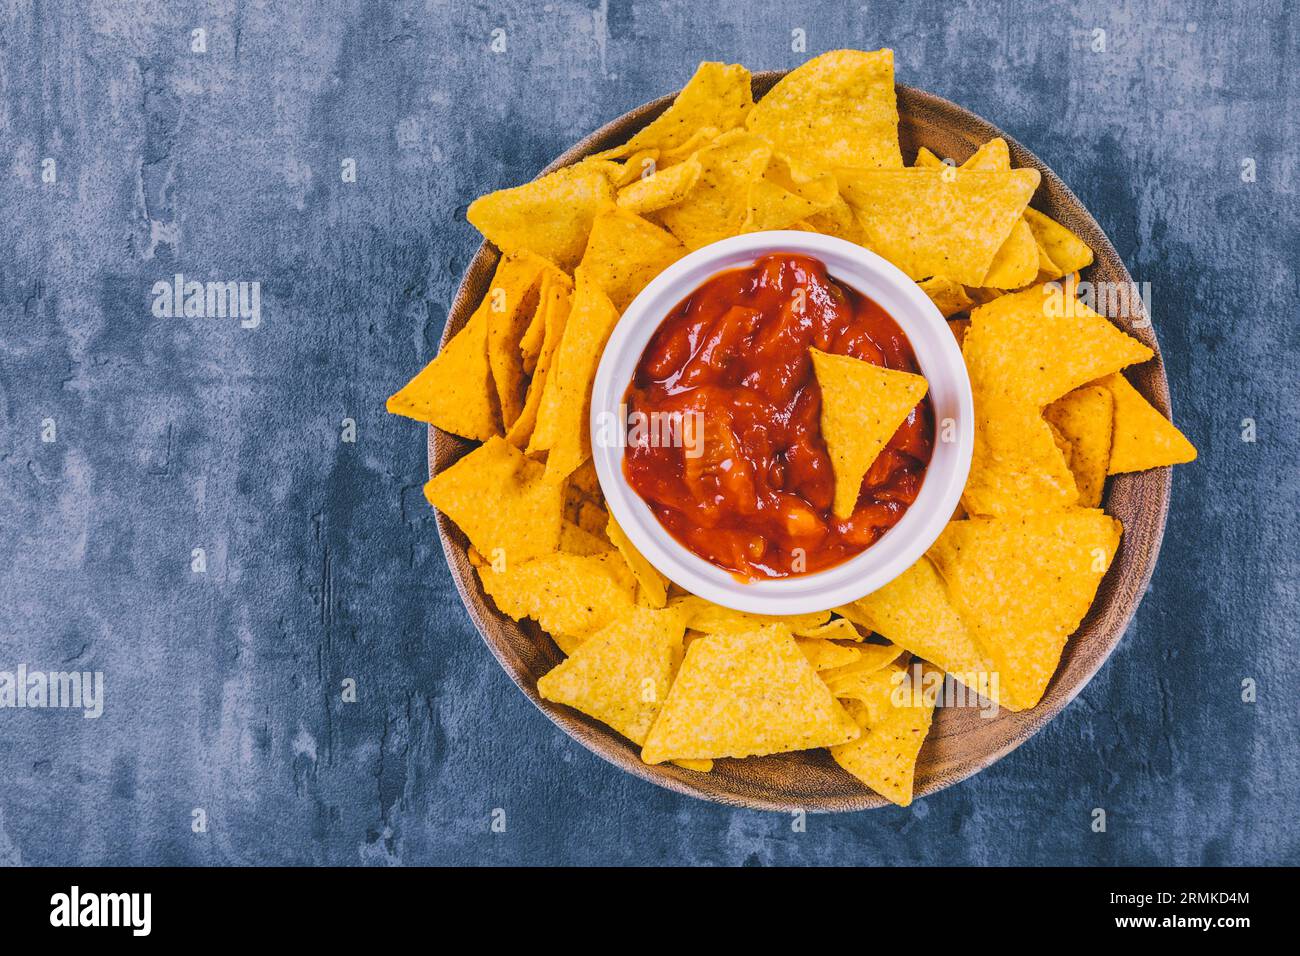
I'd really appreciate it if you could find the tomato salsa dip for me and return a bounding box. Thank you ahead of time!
[622,253,934,581]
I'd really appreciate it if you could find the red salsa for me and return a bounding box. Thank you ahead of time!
[622,253,933,580]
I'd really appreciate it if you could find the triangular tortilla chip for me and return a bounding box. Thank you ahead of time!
[424,437,562,564]
[486,253,551,428]
[794,618,865,641]
[640,624,860,763]
[506,274,572,448]
[605,515,668,608]
[830,661,937,807]
[927,509,1122,709]
[839,167,1039,286]
[559,519,612,555]
[467,158,618,270]
[599,62,753,159]
[746,49,902,171]
[616,156,702,215]
[1044,385,1115,506]
[839,556,1013,710]
[982,218,1038,289]
[809,348,929,519]
[796,638,862,671]
[818,644,909,701]
[538,606,688,745]
[1023,207,1094,280]
[612,148,660,187]
[918,276,973,317]
[963,399,1080,518]
[520,269,572,374]
[962,137,1011,171]
[656,130,772,249]
[962,280,1154,407]
[578,207,686,311]
[745,154,839,231]
[530,269,621,480]
[478,550,636,640]
[1094,372,1197,473]
[386,300,499,440]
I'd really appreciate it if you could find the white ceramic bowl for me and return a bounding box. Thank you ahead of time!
[589,231,973,614]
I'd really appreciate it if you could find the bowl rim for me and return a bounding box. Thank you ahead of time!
[427,73,1173,812]
[589,229,974,614]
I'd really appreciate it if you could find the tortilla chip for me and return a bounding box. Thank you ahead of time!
[745,154,839,231]
[606,515,668,609]
[386,300,499,440]
[560,519,612,556]
[928,509,1122,709]
[913,146,943,168]
[467,158,618,270]
[796,638,862,672]
[530,269,621,480]
[478,550,636,640]
[671,595,831,635]
[948,317,971,346]
[485,254,551,428]
[962,137,1011,171]
[919,276,974,317]
[613,149,661,187]
[819,643,908,692]
[809,348,929,519]
[617,156,703,215]
[794,618,864,641]
[1095,372,1197,473]
[982,218,1039,289]
[801,189,865,243]
[603,62,753,158]
[579,206,686,311]
[831,662,937,807]
[963,280,1154,407]
[551,632,587,656]
[640,625,860,763]
[839,556,1012,709]
[424,437,563,564]
[963,400,1079,518]
[656,130,772,249]
[506,274,572,448]
[672,758,714,772]
[573,498,609,538]
[746,49,902,171]
[1023,207,1094,280]
[1044,385,1115,506]
[538,606,688,745]
[569,459,602,499]
[520,269,572,374]
[840,167,1039,286]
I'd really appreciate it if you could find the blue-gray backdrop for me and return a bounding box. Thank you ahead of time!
[1,0,1296,866]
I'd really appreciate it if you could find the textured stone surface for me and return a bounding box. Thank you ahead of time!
[0,0,1296,866]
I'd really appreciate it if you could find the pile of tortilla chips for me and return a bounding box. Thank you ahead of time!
[387,49,1197,808]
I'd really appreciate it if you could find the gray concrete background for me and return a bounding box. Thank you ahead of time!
[0,0,1296,866]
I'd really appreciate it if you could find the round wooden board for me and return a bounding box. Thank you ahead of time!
[428,72,1172,812]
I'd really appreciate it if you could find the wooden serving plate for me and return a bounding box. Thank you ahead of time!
[428,72,1171,811]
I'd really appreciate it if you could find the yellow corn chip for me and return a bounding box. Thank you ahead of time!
[839,556,1013,709]
[962,137,1011,171]
[579,206,686,311]
[538,605,688,745]
[640,625,860,763]
[1022,207,1094,280]
[467,158,618,270]
[616,156,703,215]
[928,509,1122,709]
[796,638,863,672]
[478,550,636,640]
[659,126,721,166]
[603,62,753,158]
[794,618,864,641]
[531,269,621,480]
[839,167,1039,286]
[963,400,1079,518]
[424,437,563,564]
[670,595,831,635]
[745,154,839,231]
[913,146,943,168]
[569,459,602,500]
[918,276,974,317]
[386,299,499,440]
[506,273,572,449]
[520,268,572,374]
[560,519,612,556]
[672,758,714,772]
[746,49,902,171]
[801,189,865,243]
[819,643,907,690]
[1094,372,1197,473]
[1044,384,1115,506]
[982,218,1039,289]
[573,498,609,538]
[551,632,587,656]
[809,348,929,519]
[606,515,668,609]
[657,130,772,249]
[963,280,1153,408]
[831,661,937,807]
[486,254,551,428]
[613,149,660,187]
